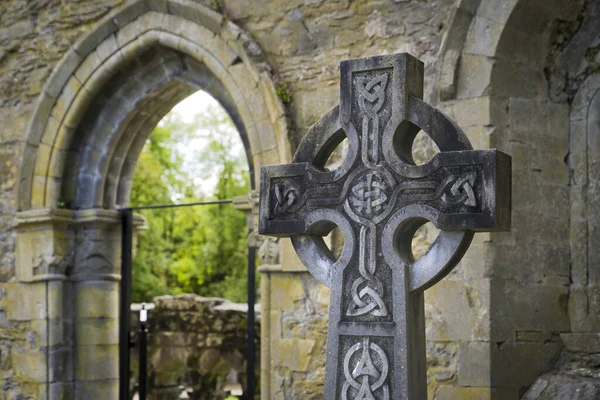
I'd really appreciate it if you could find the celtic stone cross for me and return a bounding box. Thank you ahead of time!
[259,53,511,399]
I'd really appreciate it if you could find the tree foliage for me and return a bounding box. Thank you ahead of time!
[130,97,251,303]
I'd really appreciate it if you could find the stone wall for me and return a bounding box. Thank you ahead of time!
[129,295,260,400]
[259,268,330,399]
[0,0,599,398]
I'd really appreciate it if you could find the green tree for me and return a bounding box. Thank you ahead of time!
[130,98,251,303]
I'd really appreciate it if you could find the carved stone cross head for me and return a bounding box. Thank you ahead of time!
[259,53,511,400]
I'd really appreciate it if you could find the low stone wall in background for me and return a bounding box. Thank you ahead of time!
[130,294,260,400]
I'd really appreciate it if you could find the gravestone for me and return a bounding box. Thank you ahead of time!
[258,53,511,399]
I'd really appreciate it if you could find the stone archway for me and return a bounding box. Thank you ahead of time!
[13,2,290,398]
[428,0,579,398]
[19,1,291,210]
[568,75,600,341]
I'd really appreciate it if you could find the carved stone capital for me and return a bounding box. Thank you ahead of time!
[71,209,146,281]
[15,208,147,283]
[16,208,75,282]
[233,190,260,231]
[234,191,281,265]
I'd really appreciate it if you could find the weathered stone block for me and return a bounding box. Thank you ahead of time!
[76,318,119,346]
[425,279,490,342]
[49,381,74,400]
[492,342,562,390]
[458,340,564,391]
[74,379,119,400]
[75,344,119,381]
[45,51,83,99]
[39,114,61,149]
[462,125,492,150]
[49,346,73,383]
[167,0,224,33]
[455,54,494,99]
[476,0,515,24]
[490,243,569,284]
[458,235,492,279]
[111,0,150,28]
[569,285,600,333]
[457,342,492,387]
[28,319,67,348]
[255,119,280,152]
[509,282,569,334]
[270,274,305,311]
[493,61,547,98]
[438,96,498,128]
[74,51,103,86]
[570,110,590,160]
[515,330,553,343]
[496,28,547,68]
[279,238,307,272]
[436,385,519,400]
[73,281,119,319]
[561,333,600,353]
[294,86,339,135]
[15,209,74,282]
[276,338,315,372]
[33,143,52,178]
[12,347,47,382]
[5,282,47,320]
[253,148,280,170]
[72,18,118,58]
[463,15,504,57]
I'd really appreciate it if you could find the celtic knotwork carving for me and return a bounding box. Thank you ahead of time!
[358,74,388,116]
[350,171,389,219]
[357,74,388,167]
[346,226,387,317]
[441,171,477,207]
[342,338,389,400]
[344,73,391,318]
[274,182,298,214]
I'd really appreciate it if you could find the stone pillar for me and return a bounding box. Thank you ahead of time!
[12,208,75,399]
[69,209,146,398]
[12,208,145,399]
[258,239,331,399]
[70,209,122,398]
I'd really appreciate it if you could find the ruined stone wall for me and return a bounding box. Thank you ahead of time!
[0,0,599,399]
[219,0,456,142]
[0,0,460,397]
[522,1,600,397]
[0,4,126,396]
[129,295,260,400]
[259,269,330,399]
[0,0,126,271]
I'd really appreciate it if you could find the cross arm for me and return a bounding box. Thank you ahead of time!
[258,163,342,236]
[407,148,511,232]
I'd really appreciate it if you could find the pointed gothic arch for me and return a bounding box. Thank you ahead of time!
[18,0,291,211]
[13,2,291,398]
